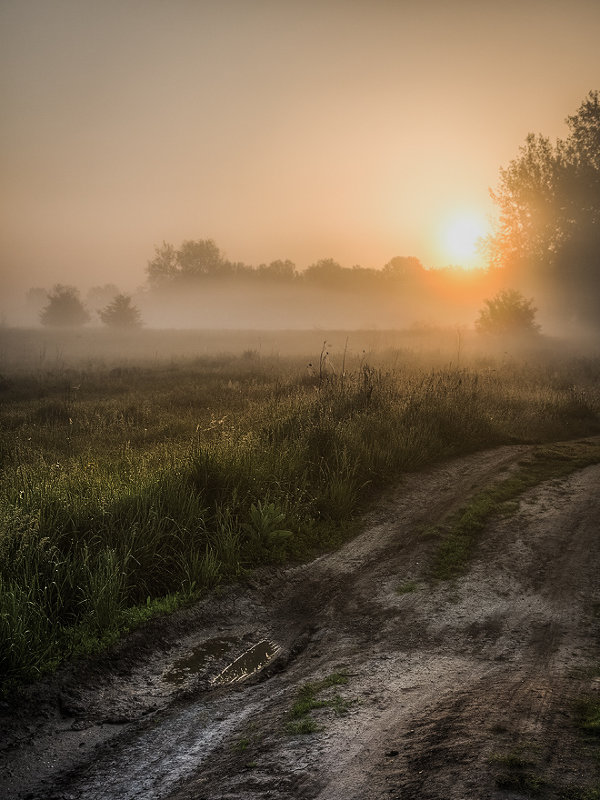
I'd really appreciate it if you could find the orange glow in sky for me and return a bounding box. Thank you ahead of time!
[1,0,599,305]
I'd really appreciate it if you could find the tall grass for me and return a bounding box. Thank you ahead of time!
[1,348,599,689]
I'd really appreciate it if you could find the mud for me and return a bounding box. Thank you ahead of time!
[1,440,599,799]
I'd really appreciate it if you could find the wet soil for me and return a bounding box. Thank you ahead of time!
[1,440,599,799]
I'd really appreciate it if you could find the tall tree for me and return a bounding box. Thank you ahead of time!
[489,91,600,322]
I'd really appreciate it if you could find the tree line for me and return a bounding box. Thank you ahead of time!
[146,241,428,290]
[31,91,599,334]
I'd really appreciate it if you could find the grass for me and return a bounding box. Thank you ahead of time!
[0,334,599,691]
[491,749,546,796]
[285,671,352,735]
[396,580,419,594]
[432,438,600,580]
[576,696,600,736]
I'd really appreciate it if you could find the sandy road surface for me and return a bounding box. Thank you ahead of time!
[1,441,599,799]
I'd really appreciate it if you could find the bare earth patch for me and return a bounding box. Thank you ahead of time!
[1,440,599,799]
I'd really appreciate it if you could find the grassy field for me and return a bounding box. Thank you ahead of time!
[1,328,599,691]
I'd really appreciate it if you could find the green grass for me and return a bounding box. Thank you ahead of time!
[285,671,352,734]
[285,717,321,735]
[491,748,546,796]
[432,438,600,580]
[396,580,419,594]
[576,696,600,736]
[558,787,600,800]
[0,341,599,691]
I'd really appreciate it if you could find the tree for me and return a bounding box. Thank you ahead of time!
[40,285,90,327]
[303,258,345,285]
[256,259,297,281]
[147,241,179,286]
[177,239,230,278]
[98,294,142,329]
[475,289,540,336]
[382,256,425,279]
[489,91,600,322]
[146,239,236,285]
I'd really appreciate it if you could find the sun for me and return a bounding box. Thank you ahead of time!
[439,212,489,269]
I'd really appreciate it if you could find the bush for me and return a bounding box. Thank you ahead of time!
[40,285,90,328]
[475,289,540,335]
[99,294,142,329]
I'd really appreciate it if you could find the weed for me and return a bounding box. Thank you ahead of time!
[491,748,545,796]
[495,770,546,795]
[490,751,535,769]
[286,671,352,735]
[234,737,250,752]
[396,580,419,594]
[1,343,599,690]
[576,697,600,736]
[285,718,321,735]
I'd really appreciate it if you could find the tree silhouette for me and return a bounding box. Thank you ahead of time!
[40,285,90,327]
[99,294,142,329]
[177,239,230,278]
[382,256,425,280]
[475,289,540,336]
[490,90,600,322]
[147,241,179,286]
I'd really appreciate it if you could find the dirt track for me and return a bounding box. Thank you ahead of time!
[1,441,599,799]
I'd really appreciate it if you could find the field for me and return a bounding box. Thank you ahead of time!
[1,327,599,692]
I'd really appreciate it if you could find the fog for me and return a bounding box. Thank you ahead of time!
[7,261,598,343]
[2,1,600,307]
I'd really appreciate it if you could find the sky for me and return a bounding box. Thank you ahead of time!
[1,0,599,299]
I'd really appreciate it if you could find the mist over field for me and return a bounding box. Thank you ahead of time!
[2,5,600,798]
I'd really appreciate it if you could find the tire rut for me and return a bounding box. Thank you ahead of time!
[2,443,600,800]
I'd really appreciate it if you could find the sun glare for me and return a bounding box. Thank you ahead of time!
[440,212,489,269]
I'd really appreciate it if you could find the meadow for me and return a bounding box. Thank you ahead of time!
[1,328,599,691]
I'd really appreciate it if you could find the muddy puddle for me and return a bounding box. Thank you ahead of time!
[163,637,236,685]
[212,639,280,685]
[163,637,280,687]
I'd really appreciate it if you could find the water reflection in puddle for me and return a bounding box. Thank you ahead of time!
[163,637,236,685]
[211,639,280,686]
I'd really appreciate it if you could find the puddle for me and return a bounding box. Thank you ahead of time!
[211,639,280,686]
[163,637,236,685]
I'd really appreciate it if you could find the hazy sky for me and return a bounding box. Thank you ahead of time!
[1,0,599,295]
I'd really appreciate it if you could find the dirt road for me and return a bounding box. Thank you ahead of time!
[2,441,599,799]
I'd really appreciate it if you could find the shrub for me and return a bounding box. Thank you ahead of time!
[99,294,142,329]
[40,285,90,328]
[475,289,540,336]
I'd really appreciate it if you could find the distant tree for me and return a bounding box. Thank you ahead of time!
[177,239,230,278]
[489,90,600,321]
[146,238,238,285]
[98,294,142,329]
[147,241,179,286]
[303,258,345,284]
[475,289,540,336]
[40,285,90,327]
[382,256,425,279]
[256,259,297,281]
